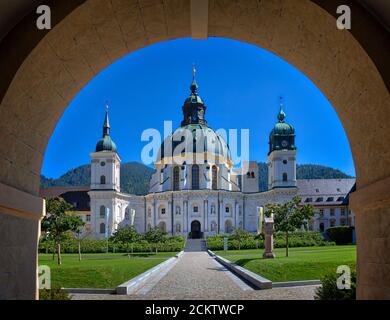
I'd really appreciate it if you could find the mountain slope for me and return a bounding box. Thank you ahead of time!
[41,162,154,195]
[41,162,352,195]
[257,162,353,191]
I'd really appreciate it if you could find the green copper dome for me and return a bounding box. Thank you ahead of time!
[268,98,296,154]
[271,121,295,135]
[157,124,232,162]
[95,104,117,153]
[96,135,117,152]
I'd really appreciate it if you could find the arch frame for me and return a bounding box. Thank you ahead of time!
[0,0,388,300]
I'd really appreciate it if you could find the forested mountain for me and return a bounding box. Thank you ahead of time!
[41,162,352,195]
[40,162,154,195]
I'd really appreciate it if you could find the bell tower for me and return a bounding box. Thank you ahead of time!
[267,98,297,189]
[90,103,120,191]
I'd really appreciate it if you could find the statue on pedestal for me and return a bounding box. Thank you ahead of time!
[262,213,275,259]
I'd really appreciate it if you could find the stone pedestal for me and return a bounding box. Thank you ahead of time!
[0,182,45,300]
[262,214,275,259]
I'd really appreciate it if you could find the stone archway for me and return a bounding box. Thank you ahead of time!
[0,0,389,299]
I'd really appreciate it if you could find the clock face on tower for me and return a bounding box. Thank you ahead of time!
[281,140,288,148]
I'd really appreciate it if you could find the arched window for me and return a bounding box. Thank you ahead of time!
[147,207,152,218]
[225,220,233,233]
[158,221,166,233]
[210,221,217,232]
[125,208,130,220]
[192,164,200,190]
[176,206,181,215]
[100,175,106,184]
[251,171,255,178]
[100,205,106,218]
[175,223,181,233]
[283,172,288,182]
[212,165,218,190]
[100,223,105,234]
[210,204,216,214]
[173,166,180,191]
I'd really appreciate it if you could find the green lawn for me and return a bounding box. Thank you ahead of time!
[39,252,176,289]
[217,245,356,282]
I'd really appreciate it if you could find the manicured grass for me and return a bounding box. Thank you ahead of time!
[217,245,356,282]
[39,252,176,289]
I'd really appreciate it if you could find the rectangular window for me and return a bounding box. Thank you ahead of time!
[86,214,91,222]
[193,206,198,213]
[330,209,335,216]
[161,208,166,215]
[319,209,324,217]
[341,208,346,216]
[225,206,230,213]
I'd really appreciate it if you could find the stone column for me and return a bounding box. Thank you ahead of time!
[234,200,238,228]
[262,214,275,259]
[0,182,45,300]
[168,200,172,235]
[219,199,224,233]
[350,177,390,299]
[183,200,188,233]
[152,199,156,228]
[204,199,208,232]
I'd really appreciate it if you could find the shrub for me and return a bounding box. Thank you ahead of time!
[315,269,356,300]
[39,288,70,300]
[206,231,334,250]
[39,235,185,254]
[326,226,354,245]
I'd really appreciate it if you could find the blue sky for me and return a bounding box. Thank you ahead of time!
[42,37,355,178]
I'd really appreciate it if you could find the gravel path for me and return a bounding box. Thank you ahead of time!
[71,250,318,300]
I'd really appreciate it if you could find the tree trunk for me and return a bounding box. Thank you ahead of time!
[78,241,82,261]
[285,232,289,257]
[57,242,62,265]
[52,243,56,260]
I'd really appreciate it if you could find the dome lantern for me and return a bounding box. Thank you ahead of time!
[181,65,207,126]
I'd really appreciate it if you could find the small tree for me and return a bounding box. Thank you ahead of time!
[111,225,140,256]
[41,198,84,265]
[144,227,165,253]
[265,196,314,257]
[230,227,252,250]
[74,228,91,261]
[111,225,140,243]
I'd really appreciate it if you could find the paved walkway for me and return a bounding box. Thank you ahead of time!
[71,240,318,300]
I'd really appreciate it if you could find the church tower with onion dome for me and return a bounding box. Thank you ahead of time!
[267,97,297,189]
[89,103,121,239]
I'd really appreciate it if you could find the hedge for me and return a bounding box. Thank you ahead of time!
[39,237,185,254]
[326,226,354,245]
[206,231,335,250]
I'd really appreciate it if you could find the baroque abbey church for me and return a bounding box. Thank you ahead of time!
[87,72,355,239]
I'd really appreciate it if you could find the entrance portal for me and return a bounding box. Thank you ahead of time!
[191,220,202,239]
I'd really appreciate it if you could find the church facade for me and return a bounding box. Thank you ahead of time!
[88,73,354,239]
